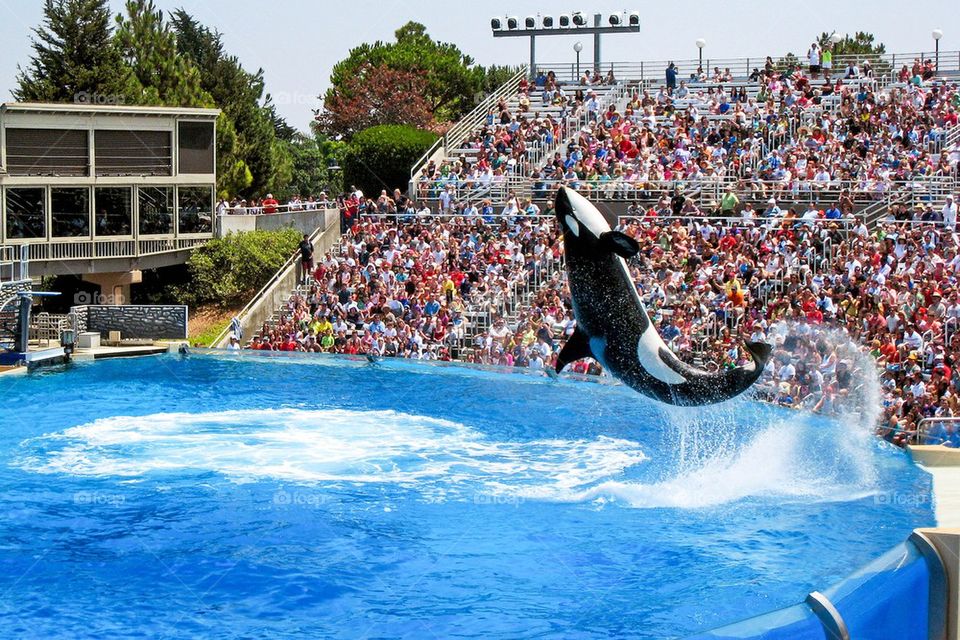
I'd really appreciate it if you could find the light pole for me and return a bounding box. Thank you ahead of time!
[695,38,706,70]
[574,41,583,79]
[932,29,943,72]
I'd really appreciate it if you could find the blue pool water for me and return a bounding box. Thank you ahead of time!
[0,353,935,639]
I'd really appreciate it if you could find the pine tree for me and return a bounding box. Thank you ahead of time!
[15,0,133,103]
[170,9,291,197]
[114,0,210,108]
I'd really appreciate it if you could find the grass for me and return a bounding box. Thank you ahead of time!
[189,304,242,347]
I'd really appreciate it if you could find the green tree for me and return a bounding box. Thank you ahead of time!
[15,0,134,102]
[277,133,346,199]
[816,32,890,75]
[482,64,523,94]
[175,228,302,306]
[323,21,485,133]
[114,0,210,107]
[341,125,437,199]
[817,31,886,57]
[170,9,292,198]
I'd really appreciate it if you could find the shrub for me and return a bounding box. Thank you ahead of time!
[176,228,301,306]
[341,124,438,199]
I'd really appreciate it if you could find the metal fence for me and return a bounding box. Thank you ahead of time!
[535,50,960,83]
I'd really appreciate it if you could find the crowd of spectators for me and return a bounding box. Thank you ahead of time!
[237,49,960,447]
[245,215,562,365]
[217,193,332,216]
[533,59,958,206]
[414,68,620,202]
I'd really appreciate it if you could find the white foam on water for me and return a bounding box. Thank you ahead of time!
[565,418,878,508]
[15,408,648,498]
[553,322,886,509]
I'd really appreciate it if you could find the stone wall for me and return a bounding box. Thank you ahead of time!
[0,279,32,301]
[71,305,188,340]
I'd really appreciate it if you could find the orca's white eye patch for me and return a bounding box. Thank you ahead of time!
[565,215,580,237]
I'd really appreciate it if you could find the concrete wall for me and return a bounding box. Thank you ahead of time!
[219,208,336,237]
[218,208,340,347]
[72,305,188,340]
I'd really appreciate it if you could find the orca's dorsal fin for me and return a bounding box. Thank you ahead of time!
[556,327,593,373]
[599,231,640,258]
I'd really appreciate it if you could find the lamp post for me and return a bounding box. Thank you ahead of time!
[695,38,706,70]
[574,41,583,79]
[932,29,943,72]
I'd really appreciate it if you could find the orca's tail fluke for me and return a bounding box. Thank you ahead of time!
[744,341,772,369]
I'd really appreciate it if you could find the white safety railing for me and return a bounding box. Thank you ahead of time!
[220,201,335,216]
[409,67,529,189]
[535,50,960,84]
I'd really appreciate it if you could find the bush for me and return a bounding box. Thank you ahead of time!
[342,124,438,199]
[175,228,302,306]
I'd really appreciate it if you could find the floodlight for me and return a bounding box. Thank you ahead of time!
[490,17,502,30]
[507,16,519,30]
[609,14,621,26]
[572,12,587,27]
[628,12,640,27]
[542,15,554,28]
[559,14,571,27]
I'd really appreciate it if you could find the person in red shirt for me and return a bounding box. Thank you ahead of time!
[262,193,279,214]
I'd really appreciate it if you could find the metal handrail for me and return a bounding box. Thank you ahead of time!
[208,222,329,348]
[413,174,957,209]
[535,49,960,83]
[221,201,334,216]
[913,416,960,446]
[409,66,529,184]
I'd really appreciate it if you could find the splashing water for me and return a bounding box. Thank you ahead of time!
[571,321,886,509]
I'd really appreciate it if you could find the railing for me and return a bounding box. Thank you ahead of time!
[412,173,957,211]
[29,312,69,346]
[0,245,30,282]
[409,66,529,192]
[209,215,336,348]
[220,201,334,216]
[535,49,960,83]
[5,237,209,263]
[912,416,960,446]
[616,214,857,235]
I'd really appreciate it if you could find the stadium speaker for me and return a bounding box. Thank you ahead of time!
[525,16,536,29]
[491,17,502,30]
[559,14,571,27]
[507,16,519,30]
[542,15,554,28]
[628,12,640,27]
[572,12,587,27]
[609,14,621,26]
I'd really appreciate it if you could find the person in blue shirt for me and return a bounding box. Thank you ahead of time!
[665,62,678,92]
[825,204,843,219]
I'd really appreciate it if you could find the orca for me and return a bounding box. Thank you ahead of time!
[553,186,771,406]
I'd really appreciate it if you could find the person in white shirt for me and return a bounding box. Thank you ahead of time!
[942,195,958,230]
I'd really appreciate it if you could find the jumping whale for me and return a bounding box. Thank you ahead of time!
[553,186,771,406]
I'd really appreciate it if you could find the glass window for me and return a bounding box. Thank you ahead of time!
[95,130,172,176]
[4,188,45,239]
[178,186,213,234]
[94,187,132,236]
[178,122,215,174]
[51,188,90,238]
[138,186,174,235]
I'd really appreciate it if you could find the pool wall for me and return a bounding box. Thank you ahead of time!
[686,528,958,640]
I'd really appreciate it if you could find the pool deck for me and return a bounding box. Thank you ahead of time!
[71,345,171,360]
[925,466,960,528]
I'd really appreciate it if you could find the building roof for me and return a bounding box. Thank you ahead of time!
[0,102,220,118]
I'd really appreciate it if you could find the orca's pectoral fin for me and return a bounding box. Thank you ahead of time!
[556,328,593,373]
[599,231,640,258]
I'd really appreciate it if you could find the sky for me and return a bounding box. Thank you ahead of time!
[0,0,955,131]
